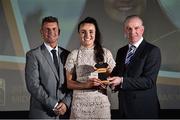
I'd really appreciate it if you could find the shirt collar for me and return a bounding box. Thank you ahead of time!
[44,42,58,53]
[129,37,143,48]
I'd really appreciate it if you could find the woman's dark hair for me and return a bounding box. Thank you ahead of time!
[78,17,104,63]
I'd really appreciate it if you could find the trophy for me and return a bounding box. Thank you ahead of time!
[94,62,110,84]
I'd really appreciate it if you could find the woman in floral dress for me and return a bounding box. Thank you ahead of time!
[65,17,115,119]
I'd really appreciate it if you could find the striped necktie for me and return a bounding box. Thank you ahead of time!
[125,45,136,64]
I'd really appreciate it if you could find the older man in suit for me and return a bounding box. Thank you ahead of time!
[109,15,161,118]
[25,16,71,119]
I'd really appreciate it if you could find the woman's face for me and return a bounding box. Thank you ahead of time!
[104,0,146,22]
[79,23,96,48]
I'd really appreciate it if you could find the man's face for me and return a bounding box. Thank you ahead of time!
[40,22,60,45]
[124,17,144,44]
[104,0,146,22]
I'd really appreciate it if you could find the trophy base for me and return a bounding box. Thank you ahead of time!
[99,80,110,84]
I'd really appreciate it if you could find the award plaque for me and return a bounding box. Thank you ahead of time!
[94,63,110,84]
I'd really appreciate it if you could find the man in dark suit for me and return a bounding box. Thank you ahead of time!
[25,16,71,119]
[109,15,161,118]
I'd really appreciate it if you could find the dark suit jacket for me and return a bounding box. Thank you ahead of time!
[25,44,72,119]
[112,40,161,118]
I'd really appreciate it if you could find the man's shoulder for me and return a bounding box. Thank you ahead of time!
[26,45,42,55]
[118,45,128,51]
[59,46,70,54]
[58,47,70,56]
[144,40,160,50]
[58,47,70,65]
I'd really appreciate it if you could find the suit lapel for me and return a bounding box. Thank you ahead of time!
[129,40,146,65]
[41,44,59,79]
[58,47,64,87]
[124,45,129,63]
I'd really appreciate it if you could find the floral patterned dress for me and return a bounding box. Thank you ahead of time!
[65,46,115,119]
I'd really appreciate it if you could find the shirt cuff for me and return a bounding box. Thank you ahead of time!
[53,102,58,111]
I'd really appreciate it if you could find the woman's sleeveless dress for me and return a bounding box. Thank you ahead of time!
[65,46,115,119]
